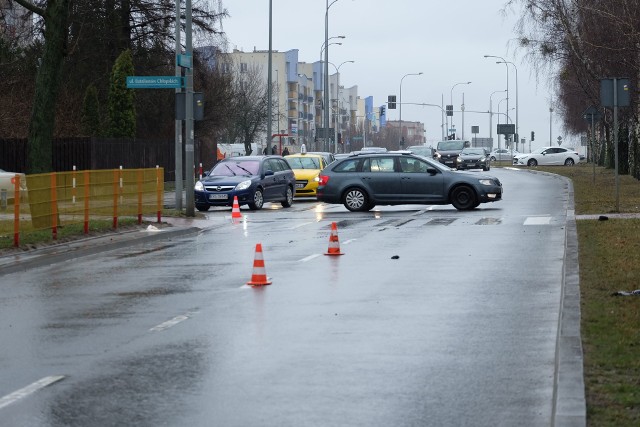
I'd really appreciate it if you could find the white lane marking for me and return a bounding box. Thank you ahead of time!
[150,313,191,332]
[300,254,321,262]
[343,239,356,245]
[291,222,314,230]
[524,216,552,225]
[0,375,65,410]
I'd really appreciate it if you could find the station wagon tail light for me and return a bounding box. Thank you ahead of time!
[317,175,330,186]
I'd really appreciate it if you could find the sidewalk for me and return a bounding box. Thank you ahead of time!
[0,216,207,276]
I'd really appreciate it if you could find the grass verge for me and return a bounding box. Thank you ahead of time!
[535,163,640,426]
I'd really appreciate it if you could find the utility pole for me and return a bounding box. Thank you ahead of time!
[174,0,182,211]
[184,0,194,216]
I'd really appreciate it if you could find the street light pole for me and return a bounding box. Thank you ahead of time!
[329,60,354,153]
[497,60,518,153]
[324,0,344,153]
[489,89,507,148]
[484,55,509,141]
[399,72,423,149]
[450,81,471,138]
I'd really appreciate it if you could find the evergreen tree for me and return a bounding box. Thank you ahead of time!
[81,85,101,136]
[107,49,136,138]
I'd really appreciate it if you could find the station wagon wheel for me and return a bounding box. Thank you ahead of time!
[564,158,575,166]
[281,186,293,207]
[196,204,210,212]
[450,185,477,211]
[527,158,538,167]
[343,187,369,212]
[248,189,264,210]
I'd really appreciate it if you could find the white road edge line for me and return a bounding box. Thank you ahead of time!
[150,314,190,332]
[0,375,65,410]
[300,254,321,262]
[343,239,356,245]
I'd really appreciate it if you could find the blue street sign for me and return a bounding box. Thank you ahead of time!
[177,54,192,69]
[126,76,184,89]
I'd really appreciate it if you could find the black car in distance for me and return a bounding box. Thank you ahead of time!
[316,151,502,211]
[456,147,491,171]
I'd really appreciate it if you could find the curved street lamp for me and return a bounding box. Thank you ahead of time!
[489,89,507,145]
[449,81,471,138]
[324,0,347,153]
[497,60,519,150]
[329,60,355,153]
[399,72,423,148]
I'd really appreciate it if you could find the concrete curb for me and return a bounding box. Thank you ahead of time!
[552,176,587,426]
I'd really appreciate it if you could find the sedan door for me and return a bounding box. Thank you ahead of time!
[398,157,446,202]
[261,158,286,201]
[359,156,401,203]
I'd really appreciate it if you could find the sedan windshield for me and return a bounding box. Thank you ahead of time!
[461,149,485,156]
[210,160,259,176]
[286,157,320,169]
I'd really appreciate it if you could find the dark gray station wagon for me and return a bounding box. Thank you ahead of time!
[316,152,502,211]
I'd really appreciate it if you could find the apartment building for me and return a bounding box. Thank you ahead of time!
[216,47,425,152]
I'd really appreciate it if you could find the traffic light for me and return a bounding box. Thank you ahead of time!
[380,106,386,116]
[531,131,535,141]
[388,95,396,109]
[446,105,453,117]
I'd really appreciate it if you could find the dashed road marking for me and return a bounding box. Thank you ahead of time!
[343,239,356,245]
[0,375,65,410]
[300,254,321,262]
[290,222,314,230]
[524,216,552,225]
[150,312,194,332]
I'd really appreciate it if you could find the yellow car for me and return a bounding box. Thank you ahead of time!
[284,153,327,197]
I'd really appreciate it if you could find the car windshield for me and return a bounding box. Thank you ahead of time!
[437,141,466,151]
[210,160,259,176]
[461,149,485,155]
[286,157,321,169]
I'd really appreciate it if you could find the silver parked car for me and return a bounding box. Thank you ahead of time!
[489,148,519,161]
[316,151,503,211]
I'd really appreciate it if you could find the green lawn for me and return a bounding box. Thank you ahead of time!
[536,163,640,426]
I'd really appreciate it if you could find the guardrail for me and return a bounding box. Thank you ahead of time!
[0,167,164,247]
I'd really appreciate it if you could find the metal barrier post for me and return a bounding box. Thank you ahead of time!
[13,175,20,247]
[51,173,58,240]
[137,169,143,224]
[113,169,119,229]
[84,170,90,234]
[156,166,162,223]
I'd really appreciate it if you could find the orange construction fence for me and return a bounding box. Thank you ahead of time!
[0,167,163,247]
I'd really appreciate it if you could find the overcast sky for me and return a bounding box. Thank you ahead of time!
[220,0,573,151]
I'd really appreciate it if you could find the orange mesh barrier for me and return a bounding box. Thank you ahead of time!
[0,168,164,247]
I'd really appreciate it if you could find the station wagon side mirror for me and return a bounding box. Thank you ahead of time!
[426,167,438,175]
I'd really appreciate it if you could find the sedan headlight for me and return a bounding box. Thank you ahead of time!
[435,152,442,159]
[235,179,252,191]
[479,179,496,186]
[456,157,462,163]
[195,181,204,191]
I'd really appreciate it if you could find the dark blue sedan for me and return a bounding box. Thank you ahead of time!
[194,156,295,211]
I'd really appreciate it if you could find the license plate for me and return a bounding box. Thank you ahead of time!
[445,161,454,165]
[295,183,304,188]
[209,194,228,200]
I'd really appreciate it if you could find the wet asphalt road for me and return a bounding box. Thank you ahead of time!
[0,168,573,426]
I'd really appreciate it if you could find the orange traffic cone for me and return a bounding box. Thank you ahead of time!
[247,243,272,286]
[231,196,242,219]
[324,222,344,256]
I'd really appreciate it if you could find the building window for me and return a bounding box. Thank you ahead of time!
[240,63,248,73]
